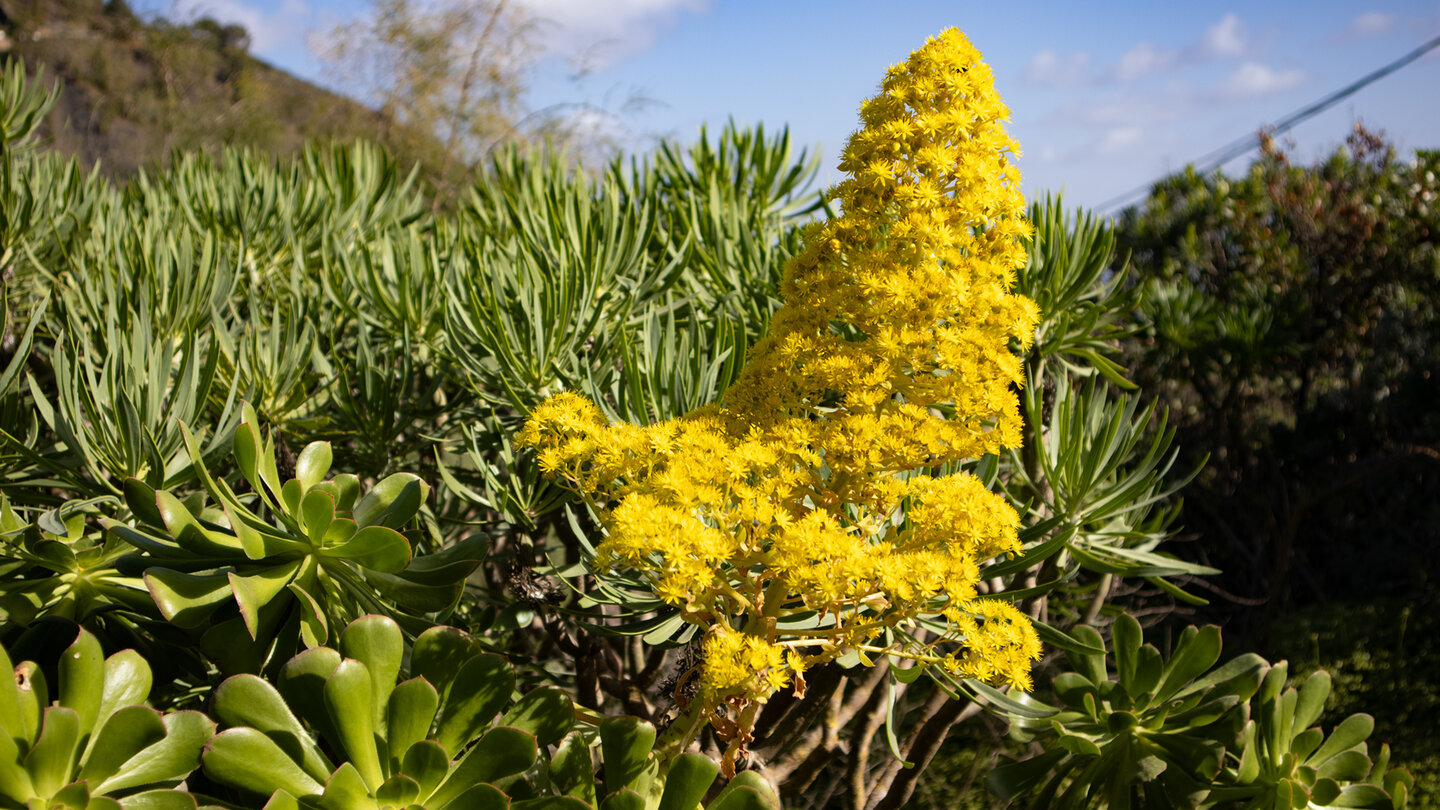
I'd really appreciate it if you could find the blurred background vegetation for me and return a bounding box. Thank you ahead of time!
[2,0,1437,804]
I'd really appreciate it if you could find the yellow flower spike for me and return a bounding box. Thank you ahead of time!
[518,27,1043,764]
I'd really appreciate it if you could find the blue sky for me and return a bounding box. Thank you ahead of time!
[135,0,1440,212]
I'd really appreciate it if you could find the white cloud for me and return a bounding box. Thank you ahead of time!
[1215,62,1305,99]
[1343,11,1396,38]
[169,0,310,55]
[516,0,710,70]
[1024,49,1092,87]
[1200,12,1246,58]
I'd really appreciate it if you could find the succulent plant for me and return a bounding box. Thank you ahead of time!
[0,625,214,810]
[987,614,1268,808]
[102,404,483,674]
[199,615,779,810]
[0,495,159,642]
[1205,664,1413,810]
[987,614,1413,809]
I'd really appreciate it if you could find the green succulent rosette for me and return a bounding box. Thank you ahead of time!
[102,404,484,674]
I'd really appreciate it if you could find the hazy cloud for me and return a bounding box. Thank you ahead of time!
[1112,41,1181,81]
[1214,62,1305,99]
[1098,126,1145,154]
[170,0,310,55]
[1342,11,1396,38]
[1024,49,1093,87]
[1106,12,1251,82]
[1199,13,1246,58]
[517,0,710,70]
[1045,85,1195,128]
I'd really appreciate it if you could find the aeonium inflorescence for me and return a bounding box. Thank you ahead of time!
[519,28,1041,773]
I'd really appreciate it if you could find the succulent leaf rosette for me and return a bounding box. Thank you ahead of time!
[0,626,214,810]
[519,29,1042,770]
[102,404,483,674]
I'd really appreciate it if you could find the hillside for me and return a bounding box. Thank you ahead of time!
[0,0,444,177]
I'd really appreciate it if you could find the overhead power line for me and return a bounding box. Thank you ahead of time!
[1097,32,1440,215]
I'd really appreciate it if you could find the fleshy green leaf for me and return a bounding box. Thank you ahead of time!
[230,562,303,640]
[549,733,596,805]
[340,615,405,734]
[26,706,82,798]
[143,568,234,628]
[399,740,450,798]
[499,687,572,748]
[435,654,513,755]
[600,716,655,797]
[386,679,439,772]
[323,659,384,791]
[321,526,411,574]
[411,627,485,701]
[202,727,326,799]
[211,675,331,783]
[435,783,509,810]
[96,710,213,794]
[352,474,428,530]
[657,752,718,810]
[428,727,536,808]
[295,442,333,493]
[316,762,371,810]
[77,705,166,787]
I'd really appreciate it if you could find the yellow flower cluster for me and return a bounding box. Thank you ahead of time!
[519,28,1042,762]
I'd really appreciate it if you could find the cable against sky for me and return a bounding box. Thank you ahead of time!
[1097,31,1440,214]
